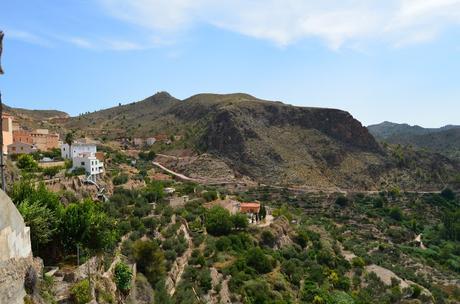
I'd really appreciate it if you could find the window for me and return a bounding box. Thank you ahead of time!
[81,162,85,166]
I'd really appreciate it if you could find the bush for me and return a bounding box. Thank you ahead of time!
[114,262,132,294]
[260,230,276,247]
[113,174,129,185]
[232,213,248,230]
[202,190,218,202]
[245,247,273,274]
[351,257,366,268]
[42,166,62,178]
[335,196,349,207]
[389,207,403,221]
[17,154,38,171]
[72,167,86,176]
[70,279,91,304]
[441,188,456,201]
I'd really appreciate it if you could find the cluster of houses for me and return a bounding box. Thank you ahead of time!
[2,114,60,155]
[1,114,105,181]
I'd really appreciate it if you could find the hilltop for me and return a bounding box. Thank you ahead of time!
[369,122,460,161]
[57,92,460,191]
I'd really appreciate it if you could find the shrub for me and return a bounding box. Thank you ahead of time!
[441,188,456,201]
[335,196,349,207]
[245,247,273,274]
[389,207,403,221]
[17,154,38,171]
[232,213,249,230]
[202,190,218,202]
[42,166,62,178]
[72,167,86,176]
[113,174,129,185]
[351,257,366,268]
[114,262,132,294]
[260,230,276,247]
[70,279,91,304]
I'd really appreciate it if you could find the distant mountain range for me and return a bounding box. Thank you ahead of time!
[368,121,460,161]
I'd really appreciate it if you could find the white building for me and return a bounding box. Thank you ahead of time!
[61,139,97,159]
[61,139,104,181]
[72,153,104,181]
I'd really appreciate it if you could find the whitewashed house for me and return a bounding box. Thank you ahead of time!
[61,139,104,181]
[61,139,97,159]
[72,153,104,181]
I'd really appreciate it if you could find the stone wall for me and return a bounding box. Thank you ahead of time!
[0,190,33,304]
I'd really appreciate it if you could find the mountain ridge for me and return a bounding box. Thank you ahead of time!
[57,92,460,190]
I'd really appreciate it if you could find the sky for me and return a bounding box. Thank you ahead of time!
[1,0,460,127]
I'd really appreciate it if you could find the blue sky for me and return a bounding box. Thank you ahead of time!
[1,0,460,127]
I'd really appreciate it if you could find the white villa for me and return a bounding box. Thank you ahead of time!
[72,153,104,181]
[61,139,97,159]
[61,139,104,181]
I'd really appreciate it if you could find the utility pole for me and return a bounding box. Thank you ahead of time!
[0,31,6,191]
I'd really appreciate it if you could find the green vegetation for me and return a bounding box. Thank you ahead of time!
[114,262,133,294]
[17,154,38,171]
[70,279,91,304]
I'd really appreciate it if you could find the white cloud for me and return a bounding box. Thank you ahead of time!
[99,0,460,48]
[4,29,53,47]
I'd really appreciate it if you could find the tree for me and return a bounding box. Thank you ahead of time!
[205,206,233,236]
[17,154,38,171]
[18,200,58,250]
[65,132,75,158]
[245,247,273,274]
[232,213,248,230]
[441,188,456,201]
[61,200,116,254]
[133,240,165,286]
[442,210,460,241]
[259,204,267,219]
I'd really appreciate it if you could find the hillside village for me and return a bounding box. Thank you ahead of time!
[0,97,459,304]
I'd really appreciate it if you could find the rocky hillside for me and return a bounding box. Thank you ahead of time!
[62,92,460,191]
[369,122,460,161]
[4,104,69,131]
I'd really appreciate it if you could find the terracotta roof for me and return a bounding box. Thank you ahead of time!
[240,202,261,213]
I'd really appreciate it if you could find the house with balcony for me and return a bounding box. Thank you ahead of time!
[72,153,104,181]
[61,139,104,181]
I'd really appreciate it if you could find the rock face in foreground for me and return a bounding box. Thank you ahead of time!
[0,190,33,304]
